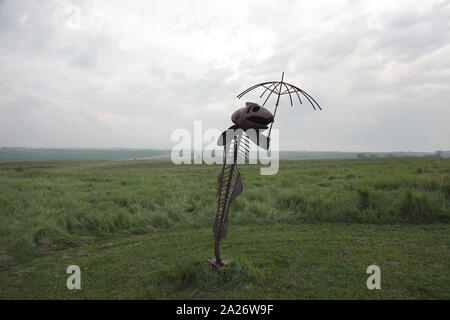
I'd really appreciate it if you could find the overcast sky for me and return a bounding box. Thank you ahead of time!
[0,0,449,151]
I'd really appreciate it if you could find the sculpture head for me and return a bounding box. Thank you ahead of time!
[217,102,274,148]
[231,102,274,130]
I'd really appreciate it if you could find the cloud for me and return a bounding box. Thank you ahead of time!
[97,112,129,124]
[0,0,449,151]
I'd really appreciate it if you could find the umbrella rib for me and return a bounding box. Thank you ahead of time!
[293,89,303,105]
[262,82,281,106]
[237,80,321,110]
[279,84,303,105]
[283,83,293,106]
[284,82,320,110]
[237,84,261,99]
[298,91,317,110]
[260,83,278,99]
[280,87,291,95]
[286,83,315,110]
[237,82,275,99]
[279,87,302,104]
[300,89,322,110]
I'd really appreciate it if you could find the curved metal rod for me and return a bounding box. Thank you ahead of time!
[279,86,303,106]
[293,89,303,105]
[298,90,317,110]
[260,82,278,99]
[282,83,293,106]
[300,89,322,110]
[237,81,275,99]
[284,82,322,110]
[262,82,281,106]
[236,84,262,99]
[282,85,303,105]
[237,80,321,110]
[284,83,321,110]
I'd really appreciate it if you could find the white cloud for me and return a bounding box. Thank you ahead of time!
[0,0,449,151]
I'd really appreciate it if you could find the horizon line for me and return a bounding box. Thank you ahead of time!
[1,147,448,153]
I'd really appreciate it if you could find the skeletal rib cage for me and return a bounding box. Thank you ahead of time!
[213,132,250,243]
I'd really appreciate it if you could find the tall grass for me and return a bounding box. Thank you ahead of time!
[0,158,449,259]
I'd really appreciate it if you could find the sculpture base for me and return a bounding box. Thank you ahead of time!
[207,258,234,269]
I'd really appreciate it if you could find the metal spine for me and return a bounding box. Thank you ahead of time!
[213,133,249,265]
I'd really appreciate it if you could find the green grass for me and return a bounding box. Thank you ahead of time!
[0,158,449,299]
[1,224,448,299]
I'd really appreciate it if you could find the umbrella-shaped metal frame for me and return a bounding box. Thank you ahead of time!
[236,72,322,138]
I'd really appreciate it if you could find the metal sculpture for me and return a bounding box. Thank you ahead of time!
[209,73,322,268]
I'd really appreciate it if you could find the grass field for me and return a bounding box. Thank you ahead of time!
[0,158,449,299]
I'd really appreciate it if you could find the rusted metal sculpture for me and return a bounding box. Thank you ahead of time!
[208,102,274,267]
[209,73,322,268]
